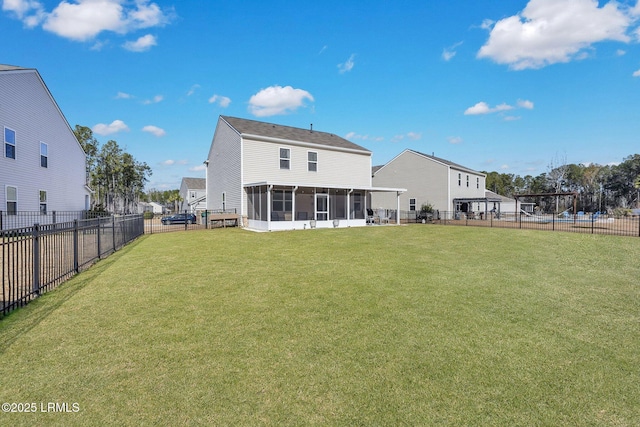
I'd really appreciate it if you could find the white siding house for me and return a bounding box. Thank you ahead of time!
[0,65,91,228]
[371,149,501,218]
[179,177,206,213]
[206,116,403,231]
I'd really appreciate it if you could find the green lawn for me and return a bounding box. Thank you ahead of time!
[1,226,639,426]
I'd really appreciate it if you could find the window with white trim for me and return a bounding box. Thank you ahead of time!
[4,127,16,159]
[308,151,317,172]
[458,173,461,186]
[409,198,416,211]
[477,177,480,189]
[272,189,292,212]
[466,175,469,187]
[40,190,47,214]
[6,186,17,215]
[40,142,48,168]
[279,148,290,170]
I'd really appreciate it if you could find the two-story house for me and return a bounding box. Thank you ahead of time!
[179,177,206,213]
[206,116,404,231]
[1,65,91,229]
[371,149,502,218]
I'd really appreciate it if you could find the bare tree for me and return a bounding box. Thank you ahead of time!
[546,153,569,213]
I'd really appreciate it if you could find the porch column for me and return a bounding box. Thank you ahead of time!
[267,185,272,230]
[396,191,401,225]
[292,186,298,224]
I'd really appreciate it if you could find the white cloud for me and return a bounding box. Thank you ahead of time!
[162,159,175,166]
[633,69,640,77]
[115,91,133,99]
[186,84,200,96]
[143,94,163,104]
[338,54,356,73]
[123,34,156,52]
[500,164,510,170]
[517,99,534,109]
[92,119,129,136]
[318,45,328,55]
[616,49,626,56]
[248,85,314,117]
[345,132,384,142]
[5,0,170,45]
[142,125,165,137]
[189,164,207,172]
[2,0,45,26]
[209,94,231,108]
[447,136,463,144]
[442,41,463,61]
[478,0,633,70]
[465,100,534,115]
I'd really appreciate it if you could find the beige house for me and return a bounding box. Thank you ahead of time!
[371,149,502,218]
[205,116,404,231]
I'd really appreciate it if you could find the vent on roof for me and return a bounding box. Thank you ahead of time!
[310,123,313,133]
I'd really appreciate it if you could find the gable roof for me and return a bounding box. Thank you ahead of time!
[405,149,484,176]
[0,64,27,71]
[220,116,370,153]
[181,177,206,190]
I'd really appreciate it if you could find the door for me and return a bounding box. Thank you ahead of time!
[316,194,329,221]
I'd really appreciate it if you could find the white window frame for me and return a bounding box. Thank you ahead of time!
[466,175,469,187]
[4,127,16,159]
[476,177,480,189]
[39,190,47,214]
[458,173,461,186]
[40,142,48,168]
[308,151,317,172]
[279,148,290,170]
[409,198,416,211]
[6,185,17,215]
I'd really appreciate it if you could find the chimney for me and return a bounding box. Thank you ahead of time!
[310,124,313,133]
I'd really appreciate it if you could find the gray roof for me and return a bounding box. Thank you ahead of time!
[181,177,206,190]
[221,116,370,153]
[407,149,483,176]
[0,64,28,71]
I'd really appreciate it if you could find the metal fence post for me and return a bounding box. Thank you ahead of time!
[73,220,79,273]
[97,218,102,259]
[32,223,40,296]
[112,216,116,252]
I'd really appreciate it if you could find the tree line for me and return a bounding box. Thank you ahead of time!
[483,154,640,213]
[74,125,151,214]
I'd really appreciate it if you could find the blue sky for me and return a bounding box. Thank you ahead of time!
[3,0,640,190]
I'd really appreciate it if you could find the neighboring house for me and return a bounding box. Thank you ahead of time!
[371,149,502,217]
[206,116,403,231]
[138,201,166,215]
[485,190,516,214]
[0,64,91,228]
[179,177,206,213]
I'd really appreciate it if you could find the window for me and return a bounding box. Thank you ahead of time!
[4,127,16,159]
[6,186,17,215]
[466,175,469,187]
[409,198,416,211]
[190,191,196,198]
[222,192,226,211]
[40,190,47,214]
[272,189,292,212]
[477,177,480,189]
[40,142,48,168]
[458,173,461,186]
[308,151,317,172]
[279,148,290,170]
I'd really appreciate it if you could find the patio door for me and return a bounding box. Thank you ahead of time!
[316,194,329,221]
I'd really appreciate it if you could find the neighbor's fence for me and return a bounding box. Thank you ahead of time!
[144,209,239,234]
[406,210,640,237]
[0,210,110,231]
[1,214,144,318]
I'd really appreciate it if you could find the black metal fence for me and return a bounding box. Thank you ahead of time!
[1,214,144,318]
[0,210,110,231]
[144,209,239,234]
[407,210,640,237]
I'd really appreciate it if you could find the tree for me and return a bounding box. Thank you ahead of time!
[73,126,152,213]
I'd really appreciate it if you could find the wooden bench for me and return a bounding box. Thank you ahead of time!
[209,213,239,228]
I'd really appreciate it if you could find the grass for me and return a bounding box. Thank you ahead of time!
[0,225,639,426]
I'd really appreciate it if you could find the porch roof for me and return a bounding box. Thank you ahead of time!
[243,181,406,193]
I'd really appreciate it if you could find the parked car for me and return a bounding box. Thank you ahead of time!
[161,213,197,225]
